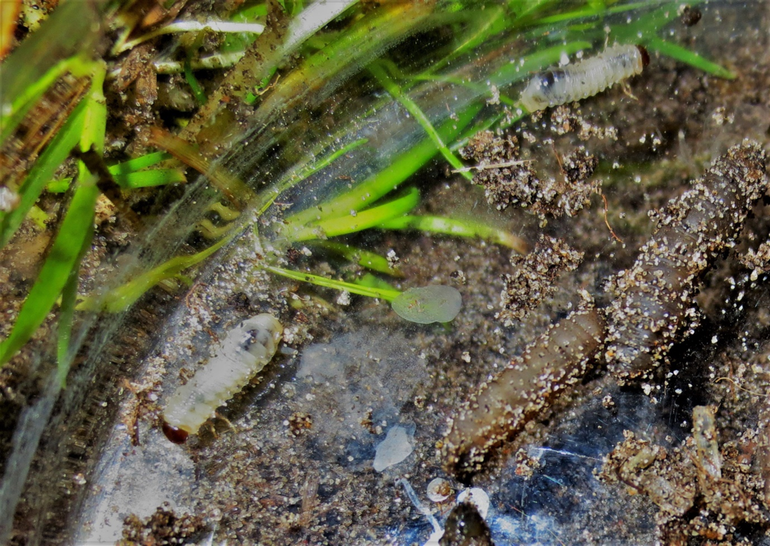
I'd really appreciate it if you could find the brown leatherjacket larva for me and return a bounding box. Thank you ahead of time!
[442,142,768,480]
[519,44,649,112]
[605,142,768,381]
[442,306,606,482]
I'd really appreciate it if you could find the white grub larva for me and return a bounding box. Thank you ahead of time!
[519,44,649,112]
[606,142,768,381]
[443,307,606,481]
[162,314,283,443]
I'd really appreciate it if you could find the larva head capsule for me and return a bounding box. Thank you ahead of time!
[162,421,190,444]
[636,45,650,67]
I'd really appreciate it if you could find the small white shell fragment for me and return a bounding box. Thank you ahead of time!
[373,425,414,472]
[426,478,452,503]
[457,487,490,520]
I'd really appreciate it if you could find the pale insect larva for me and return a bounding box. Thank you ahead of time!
[605,142,768,381]
[162,313,283,443]
[442,307,606,482]
[519,44,649,112]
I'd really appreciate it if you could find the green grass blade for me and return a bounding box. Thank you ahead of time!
[79,233,234,313]
[0,97,87,249]
[646,36,735,79]
[369,61,473,181]
[0,175,99,366]
[264,264,401,301]
[47,168,185,193]
[281,101,483,233]
[257,138,368,217]
[56,224,93,387]
[309,241,403,277]
[108,151,172,174]
[292,187,420,241]
[380,214,528,254]
[113,169,187,189]
[80,62,107,154]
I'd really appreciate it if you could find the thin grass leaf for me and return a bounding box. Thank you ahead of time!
[281,102,482,232]
[291,187,420,241]
[184,58,208,104]
[646,36,735,79]
[0,54,94,146]
[369,61,473,182]
[80,63,107,154]
[0,175,99,366]
[264,264,401,301]
[380,214,528,254]
[310,241,403,277]
[257,138,369,217]
[354,273,399,292]
[535,0,653,25]
[109,151,172,174]
[79,233,234,313]
[47,168,185,193]
[0,97,87,249]
[113,169,187,189]
[57,226,92,387]
[425,5,508,74]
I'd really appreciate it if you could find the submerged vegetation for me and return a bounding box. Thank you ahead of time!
[0,0,729,378]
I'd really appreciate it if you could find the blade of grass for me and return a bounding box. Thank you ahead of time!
[369,61,473,182]
[380,214,528,254]
[264,264,401,301]
[56,224,92,387]
[184,57,208,105]
[0,97,87,248]
[291,187,420,241]
[645,35,735,79]
[354,272,399,292]
[309,241,403,277]
[109,151,171,174]
[256,138,368,217]
[47,168,186,193]
[114,169,187,189]
[78,232,235,313]
[0,175,99,366]
[280,101,483,233]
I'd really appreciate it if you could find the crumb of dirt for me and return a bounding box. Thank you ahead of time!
[287,411,313,437]
[119,506,207,545]
[513,448,541,479]
[460,131,600,219]
[598,413,768,544]
[498,234,583,325]
[741,241,770,281]
[549,105,619,141]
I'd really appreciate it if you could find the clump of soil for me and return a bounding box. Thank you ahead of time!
[460,131,599,219]
[498,234,583,325]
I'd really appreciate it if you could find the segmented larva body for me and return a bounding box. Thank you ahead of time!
[443,307,606,481]
[162,314,283,443]
[519,44,649,112]
[606,143,768,381]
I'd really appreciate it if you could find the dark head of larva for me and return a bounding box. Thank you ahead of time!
[162,421,189,444]
[636,45,650,67]
[539,70,560,90]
